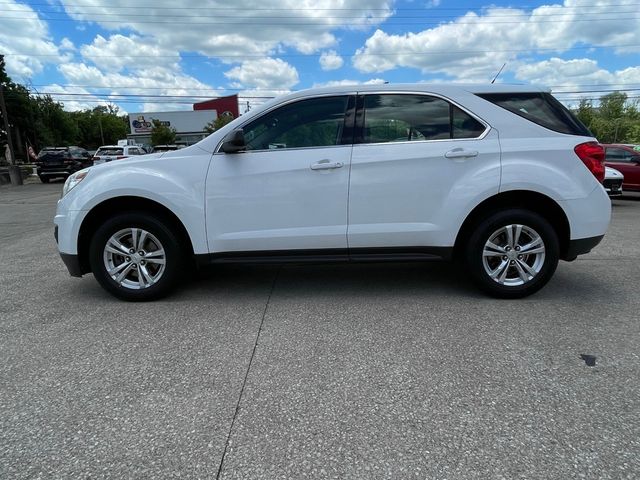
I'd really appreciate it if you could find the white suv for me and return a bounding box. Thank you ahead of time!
[92,145,146,165]
[54,84,611,300]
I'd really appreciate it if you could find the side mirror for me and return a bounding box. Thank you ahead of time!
[220,129,246,153]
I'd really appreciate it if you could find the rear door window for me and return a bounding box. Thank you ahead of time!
[360,94,486,144]
[477,92,591,136]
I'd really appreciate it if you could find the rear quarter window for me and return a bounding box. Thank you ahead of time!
[96,148,124,156]
[477,92,591,136]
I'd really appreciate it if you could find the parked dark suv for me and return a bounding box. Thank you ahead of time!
[36,147,92,183]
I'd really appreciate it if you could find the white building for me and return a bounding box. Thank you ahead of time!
[127,110,218,146]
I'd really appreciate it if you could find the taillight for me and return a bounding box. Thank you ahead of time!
[91,157,97,162]
[574,142,605,183]
[116,156,127,160]
[64,158,74,165]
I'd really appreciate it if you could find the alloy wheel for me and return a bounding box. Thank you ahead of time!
[482,224,546,287]
[103,227,166,290]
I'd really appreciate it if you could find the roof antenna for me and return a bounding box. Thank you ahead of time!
[491,63,506,84]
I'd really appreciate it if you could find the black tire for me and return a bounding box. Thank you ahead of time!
[39,176,50,183]
[89,212,185,301]
[465,209,559,299]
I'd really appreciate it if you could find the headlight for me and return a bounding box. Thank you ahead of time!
[62,169,89,197]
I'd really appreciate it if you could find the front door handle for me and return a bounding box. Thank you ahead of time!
[310,161,344,170]
[445,148,479,159]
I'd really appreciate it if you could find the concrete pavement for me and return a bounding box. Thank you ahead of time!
[1,182,638,479]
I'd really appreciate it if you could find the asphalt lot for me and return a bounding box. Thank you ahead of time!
[1,181,639,479]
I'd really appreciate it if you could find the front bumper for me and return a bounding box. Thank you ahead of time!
[60,252,84,277]
[55,225,84,277]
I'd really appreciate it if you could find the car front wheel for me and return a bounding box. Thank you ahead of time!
[466,209,559,299]
[89,213,184,301]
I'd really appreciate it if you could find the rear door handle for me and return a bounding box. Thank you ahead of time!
[445,148,478,159]
[310,161,344,170]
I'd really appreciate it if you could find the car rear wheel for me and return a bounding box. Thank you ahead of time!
[89,212,184,301]
[466,209,559,298]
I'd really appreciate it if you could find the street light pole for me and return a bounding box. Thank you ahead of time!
[0,84,23,186]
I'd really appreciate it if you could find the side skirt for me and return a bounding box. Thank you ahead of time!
[194,247,453,267]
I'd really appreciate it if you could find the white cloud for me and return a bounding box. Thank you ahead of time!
[319,50,344,71]
[59,0,395,59]
[225,58,299,90]
[0,0,60,79]
[513,57,640,102]
[60,38,76,51]
[39,84,115,112]
[55,61,223,112]
[80,34,180,72]
[353,1,640,81]
[312,78,387,88]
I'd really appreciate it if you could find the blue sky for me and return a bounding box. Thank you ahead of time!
[1,0,639,113]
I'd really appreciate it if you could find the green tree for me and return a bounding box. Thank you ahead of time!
[72,105,128,149]
[1,55,35,159]
[204,113,235,134]
[150,119,176,146]
[571,91,640,144]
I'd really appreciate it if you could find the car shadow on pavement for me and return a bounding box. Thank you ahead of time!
[67,260,614,304]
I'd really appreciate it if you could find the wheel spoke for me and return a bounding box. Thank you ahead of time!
[505,226,514,248]
[108,261,131,276]
[489,259,509,280]
[107,238,129,255]
[513,225,523,248]
[520,235,544,253]
[514,261,529,282]
[485,241,505,253]
[130,228,139,251]
[137,230,148,252]
[115,264,134,283]
[144,248,165,259]
[517,259,538,278]
[144,257,166,265]
[139,265,154,287]
[483,249,504,257]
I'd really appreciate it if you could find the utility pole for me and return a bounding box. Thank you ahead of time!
[0,84,23,186]
[98,114,105,145]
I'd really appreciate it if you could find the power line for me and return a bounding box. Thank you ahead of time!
[25,82,640,93]
[4,1,640,10]
[5,43,640,59]
[4,14,640,25]
[5,8,640,19]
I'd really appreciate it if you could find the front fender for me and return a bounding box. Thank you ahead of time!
[57,153,211,254]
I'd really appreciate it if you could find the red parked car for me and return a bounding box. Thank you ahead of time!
[603,144,640,192]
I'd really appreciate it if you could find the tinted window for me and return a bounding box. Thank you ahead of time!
[606,148,633,162]
[478,92,591,136]
[363,94,450,143]
[243,96,349,151]
[361,94,486,144]
[452,105,486,139]
[96,148,124,156]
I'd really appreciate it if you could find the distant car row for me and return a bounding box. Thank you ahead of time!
[34,144,185,182]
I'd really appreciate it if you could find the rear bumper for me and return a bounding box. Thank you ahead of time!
[562,235,604,261]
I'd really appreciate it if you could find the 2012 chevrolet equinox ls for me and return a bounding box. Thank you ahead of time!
[54,84,611,301]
